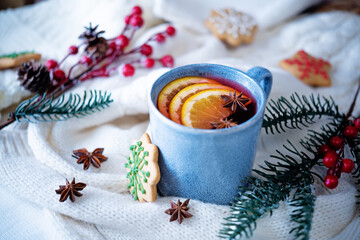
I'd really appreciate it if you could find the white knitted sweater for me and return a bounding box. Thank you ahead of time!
[0,0,359,239]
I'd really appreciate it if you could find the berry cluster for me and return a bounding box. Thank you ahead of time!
[41,5,175,96]
[320,118,360,189]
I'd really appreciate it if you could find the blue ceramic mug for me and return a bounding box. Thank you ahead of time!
[149,64,272,205]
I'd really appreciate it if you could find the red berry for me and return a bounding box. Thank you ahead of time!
[319,144,331,156]
[330,136,343,150]
[155,33,166,43]
[122,64,135,77]
[341,158,355,173]
[116,35,129,49]
[45,59,58,70]
[124,15,132,24]
[140,44,152,56]
[143,58,155,68]
[80,55,93,66]
[132,6,142,15]
[344,126,358,139]
[323,151,337,168]
[354,118,360,130]
[68,45,78,55]
[160,55,174,67]
[166,26,176,36]
[53,69,66,81]
[130,15,143,28]
[109,42,117,51]
[324,175,338,189]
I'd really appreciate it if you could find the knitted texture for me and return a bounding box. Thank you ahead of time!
[0,0,360,239]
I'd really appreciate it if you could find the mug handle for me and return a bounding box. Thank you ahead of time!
[246,67,272,99]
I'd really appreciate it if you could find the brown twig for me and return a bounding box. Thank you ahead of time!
[0,113,16,130]
[0,11,174,131]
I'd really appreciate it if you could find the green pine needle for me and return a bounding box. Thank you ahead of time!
[262,93,344,134]
[14,90,113,123]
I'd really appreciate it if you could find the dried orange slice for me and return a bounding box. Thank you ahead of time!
[169,83,236,124]
[157,77,220,118]
[181,89,246,129]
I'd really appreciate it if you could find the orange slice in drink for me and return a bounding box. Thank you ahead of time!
[181,89,251,129]
[157,77,220,118]
[169,83,237,124]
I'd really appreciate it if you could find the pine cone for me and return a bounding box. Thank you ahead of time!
[85,37,108,58]
[18,61,51,94]
[79,23,108,58]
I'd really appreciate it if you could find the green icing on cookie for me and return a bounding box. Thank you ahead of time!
[0,51,34,59]
[125,141,150,201]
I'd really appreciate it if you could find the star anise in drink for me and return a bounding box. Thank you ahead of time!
[164,199,193,224]
[55,178,86,202]
[221,91,250,112]
[211,118,238,129]
[72,148,108,170]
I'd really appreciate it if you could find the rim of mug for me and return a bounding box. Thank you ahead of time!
[149,63,267,134]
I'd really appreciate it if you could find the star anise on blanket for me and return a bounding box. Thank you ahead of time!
[211,118,238,129]
[221,91,250,112]
[55,178,86,202]
[72,148,108,170]
[164,199,193,224]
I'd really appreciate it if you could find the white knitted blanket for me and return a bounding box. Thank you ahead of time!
[0,0,360,239]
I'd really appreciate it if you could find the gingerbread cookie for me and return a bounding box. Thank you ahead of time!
[0,51,41,70]
[125,133,160,202]
[205,8,258,47]
[279,50,332,87]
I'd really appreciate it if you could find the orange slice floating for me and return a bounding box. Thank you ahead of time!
[181,89,252,129]
[169,83,236,124]
[157,77,220,119]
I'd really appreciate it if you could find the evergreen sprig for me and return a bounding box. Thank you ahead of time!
[289,184,316,240]
[350,134,360,204]
[262,93,344,134]
[299,119,342,156]
[219,177,290,239]
[13,90,113,123]
[219,93,358,240]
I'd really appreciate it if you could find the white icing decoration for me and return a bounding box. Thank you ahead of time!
[209,9,257,38]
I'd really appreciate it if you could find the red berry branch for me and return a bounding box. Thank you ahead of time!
[319,83,360,189]
[0,5,176,130]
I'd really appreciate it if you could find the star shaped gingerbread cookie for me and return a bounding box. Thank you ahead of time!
[125,133,160,202]
[279,50,332,87]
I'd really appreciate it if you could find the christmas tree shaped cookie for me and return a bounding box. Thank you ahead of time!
[205,8,258,47]
[279,50,332,87]
[125,133,160,202]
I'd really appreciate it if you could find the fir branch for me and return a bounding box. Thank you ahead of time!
[220,88,359,239]
[262,93,344,134]
[14,90,113,123]
[289,184,316,240]
[350,134,360,205]
[254,141,316,188]
[299,118,343,159]
[219,177,290,239]
[220,115,346,239]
